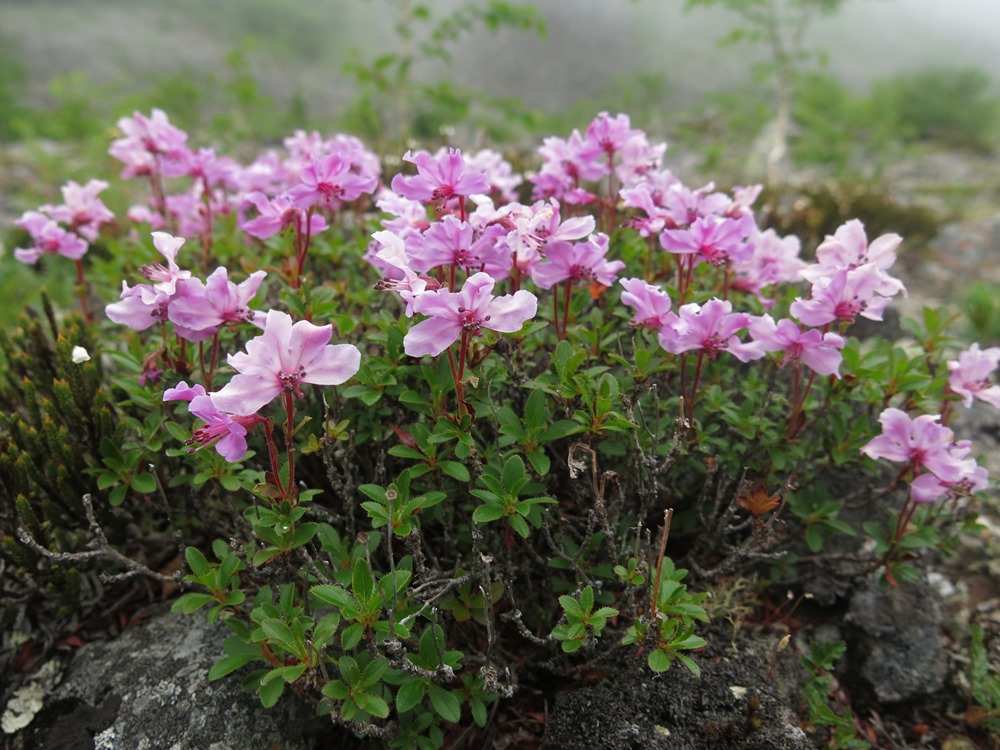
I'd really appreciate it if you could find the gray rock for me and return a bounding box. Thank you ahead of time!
[845,575,947,703]
[26,607,316,750]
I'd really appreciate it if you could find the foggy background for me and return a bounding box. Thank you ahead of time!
[2,0,999,127]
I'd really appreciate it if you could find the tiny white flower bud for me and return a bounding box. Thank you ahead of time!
[71,346,91,364]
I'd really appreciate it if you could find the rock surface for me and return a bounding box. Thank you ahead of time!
[845,575,948,703]
[20,606,316,750]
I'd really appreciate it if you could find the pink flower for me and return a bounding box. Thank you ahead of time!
[41,179,115,242]
[530,234,625,290]
[140,232,191,296]
[498,199,596,274]
[241,192,328,240]
[579,112,642,161]
[108,108,189,177]
[729,229,806,305]
[289,153,378,210]
[531,131,606,201]
[619,277,672,330]
[411,217,511,278]
[164,382,257,462]
[790,265,904,327]
[909,440,988,503]
[460,148,523,203]
[391,149,490,205]
[748,315,845,377]
[658,298,765,362]
[860,408,977,483]
[404,272,538,357]
[947,343,1000,408]
[370,230,442,316]
[659,213,756,267]
[14,211,88,264]
[168,267,267,333]
[809,219,901,275]
[211,310,361,415]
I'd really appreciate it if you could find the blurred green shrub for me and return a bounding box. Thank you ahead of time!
[873,68,1000,151]
[963,283,1000,345]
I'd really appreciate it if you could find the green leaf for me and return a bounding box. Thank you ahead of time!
[508,514,530,538]
[473,504,507,524]
[130,472,157,494]
[675,652,701,678]
[185,547,211,576]
[322,679,350,700]
[342,622,365,650]
[428,683,462,723]
[439,461,470,482]
[261,663,307,685]
[396,679,426,713]
[352,558,376,605]
[208,636,260,680]
[647,648,672,673]
[356,692,390,719]
[260,618,301,657]
[292,522,319,548]
[259,674,285,708]
[311,584,355,610]
[171,592,214,614]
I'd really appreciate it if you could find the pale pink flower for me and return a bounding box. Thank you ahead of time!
[404,272,537,357]
[371,230,442,316]
[530,234,625,290]
[14,211,88,264]
[241,192,328,240]
[947,343,1000,408]
[164,382,258,462]
[579,112,642,161]
[168,267,267,333]
[860,408,977,482]
[729,229,806,305]
[658,298,765,362]
[660,213,756,267]
[410,217,512,278]
[619,278,672,331]
[790,265,904,327]
[748,315,845,377]
[289,153,378,210]
[41,179,115,242]
[391,149,490,205]
[211,310,361,415]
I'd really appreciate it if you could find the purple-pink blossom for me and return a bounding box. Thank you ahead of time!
[211,310,361,415]
[391,149,490,205]
[860,408,977,483]
[658,298,765,362]
[529,234,625,290]
[748,315,845,377]
[289,153,378,210]
[404,272,537,357]
[410,216,512,278]
[40,179,115,242]
[167,267,267,334]
[790,265,904,327]
[659,213,756,267]
[241,192,329,240]
[164,381,258,462]
[14,211,89,264]
[947,343,1000,408]
[619,277,672,331]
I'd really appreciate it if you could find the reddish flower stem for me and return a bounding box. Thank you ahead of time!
[283,391,297,502]
[74,259,93,323]
[261,418,287,498]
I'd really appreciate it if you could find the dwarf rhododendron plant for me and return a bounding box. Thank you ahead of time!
[9,108,994,747]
